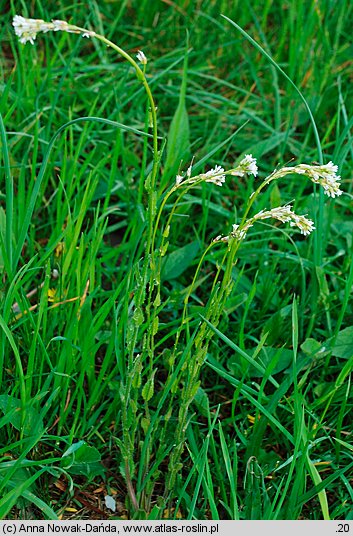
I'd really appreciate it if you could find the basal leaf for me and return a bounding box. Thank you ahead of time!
[332,326,353,359]
[61,441,104,478]
[162,240,200,281]
[0,395,44,436]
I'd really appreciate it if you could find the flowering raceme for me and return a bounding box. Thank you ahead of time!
[12,15,94,44]
[13,15,55,44]
[175,155,258,187]
[12,16,343,244]
[264,161,342,198]
[210,159,343,244]
[295,162,342,198]
[252,206,316,236]
[215,205,315,243]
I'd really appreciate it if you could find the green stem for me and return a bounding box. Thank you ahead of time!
[72,27,159,167]
[0,113,13,276]
[90,32,159,251]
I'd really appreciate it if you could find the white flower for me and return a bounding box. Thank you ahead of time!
[12,15,51,44]
[213,235,223,242]
[254,205,315,236]
[136,50,147,65]
[242,154,258,176]
[295,162,342,198]
[52,19,70,32]
[213,234,231,243]
[175,174,183,185]
[231,154,258,177]
[259,205,293,223]
[52,19,93,37]
[273,161,343,198]
[220,222,250,243]
[13,15,93,44]
[222,204,316,244]
[202,165,226,186]
[230,223,248,240]
[289,213,316,236]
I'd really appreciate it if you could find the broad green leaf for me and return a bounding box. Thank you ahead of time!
[162,240,200,280]
[313,382,335,398]
[192,387,209,417]
[61,442,104,478]
[142,371,156,402]
[332,326,353,359]
[0,395,43,436]
[62,440,86,458]
[300,338,323,356]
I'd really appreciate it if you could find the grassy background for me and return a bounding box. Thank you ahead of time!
[0,0,353,520]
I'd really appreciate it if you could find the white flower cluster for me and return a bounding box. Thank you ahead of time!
[230,224,247,241]
[213,223,250,243]
[202,165,226,186]
[214,204,315,243]
[13,15,51,44]
[295,161,342,198]
[268,161,343,198]
[253,205,315,236]
[175,163,225,187]
[175,156,258,187]
[12,15,93,45]
[231,154,258,177]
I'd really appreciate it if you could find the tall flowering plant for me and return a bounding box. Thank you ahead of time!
[11,15,343,515]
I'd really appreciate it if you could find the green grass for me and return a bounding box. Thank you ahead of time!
[1,0,353,520]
